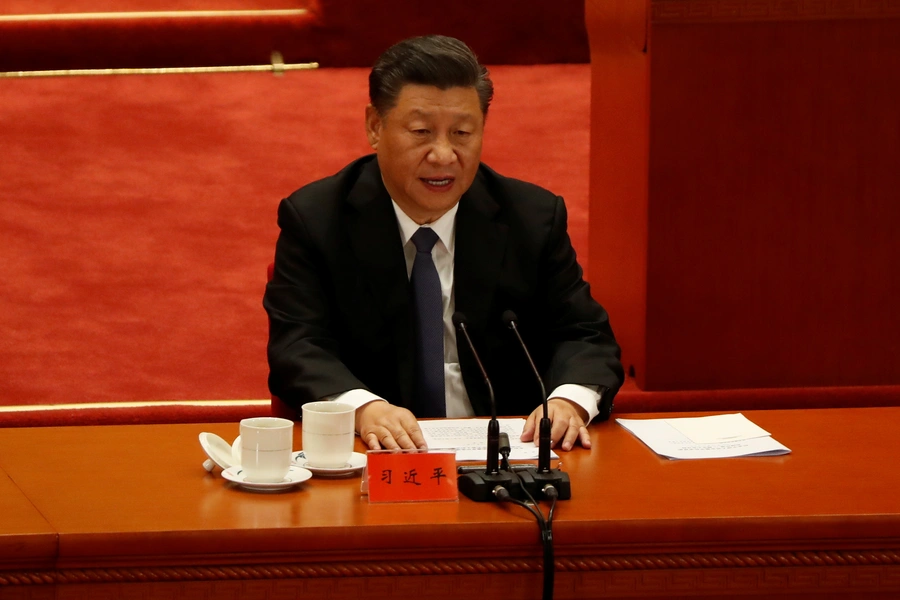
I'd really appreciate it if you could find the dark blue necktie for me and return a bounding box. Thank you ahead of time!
[411,227,445,418]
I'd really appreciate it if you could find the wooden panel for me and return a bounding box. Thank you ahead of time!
[0,423,539,568]
[585,0,651,383]
[39,570,900,599]
[0,410,897,558]
[0,469,56,571]
[651,0,900,23]
[645,16,900,390]
[588,0,900,390]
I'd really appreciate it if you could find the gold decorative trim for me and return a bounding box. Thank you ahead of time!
[0,61,318,79]
[0,399,269,413]
[3,550,900,586]
[0,9,309,23]
[652,0,900,23]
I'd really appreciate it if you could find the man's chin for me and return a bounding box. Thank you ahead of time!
[406,195,462,222]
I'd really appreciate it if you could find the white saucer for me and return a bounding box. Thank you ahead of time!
[221,465,312,492]
[292,451,367,477]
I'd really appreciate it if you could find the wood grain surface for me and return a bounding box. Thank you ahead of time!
[587,0,900,391]
[1,408,899,598]
[0,471,56,570]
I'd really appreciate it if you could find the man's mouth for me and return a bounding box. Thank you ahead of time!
[421,177,453,188]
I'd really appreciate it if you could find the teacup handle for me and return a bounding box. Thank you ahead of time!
[231,436,242,466]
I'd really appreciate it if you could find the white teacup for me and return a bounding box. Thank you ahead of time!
[235,417,294,482]
[301,402,355,469]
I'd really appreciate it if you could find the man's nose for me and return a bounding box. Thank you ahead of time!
[428,136,457,165]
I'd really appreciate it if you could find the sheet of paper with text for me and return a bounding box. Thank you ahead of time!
[617,414,791,460]
[419,418,559,462]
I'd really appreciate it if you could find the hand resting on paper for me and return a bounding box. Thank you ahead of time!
[521,398,591,452]
[356,401,428,451]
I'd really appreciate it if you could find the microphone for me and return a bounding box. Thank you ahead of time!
[502,310,571,500]
[452,312,519,501]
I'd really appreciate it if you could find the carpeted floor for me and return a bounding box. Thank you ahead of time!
[0,64,592,418]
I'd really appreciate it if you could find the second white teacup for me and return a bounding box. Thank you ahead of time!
[301,402,355,469]
[236,416,294,483]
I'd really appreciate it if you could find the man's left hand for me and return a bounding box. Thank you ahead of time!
[520,398,591,451]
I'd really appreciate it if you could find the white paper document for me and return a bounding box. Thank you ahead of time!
[665,413,771,444]
[616,414,790,460]
[419,418,558,462]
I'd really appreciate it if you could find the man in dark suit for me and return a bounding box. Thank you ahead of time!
[264,35,623,452]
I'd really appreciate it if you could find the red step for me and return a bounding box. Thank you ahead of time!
[0,0,589,72]
[0,1,322,71]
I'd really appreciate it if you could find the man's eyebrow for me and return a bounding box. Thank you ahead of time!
[405,108,435,119]
[404,108,478,121]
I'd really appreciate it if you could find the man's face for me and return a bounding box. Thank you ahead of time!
[365,84,484,225]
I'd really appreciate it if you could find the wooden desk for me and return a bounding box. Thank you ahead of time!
[0,471,55,573]
[1,408,899,599]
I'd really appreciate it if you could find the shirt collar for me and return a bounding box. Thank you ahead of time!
[392,200,458,254]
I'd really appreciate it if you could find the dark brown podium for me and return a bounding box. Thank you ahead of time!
[585,0,900,392]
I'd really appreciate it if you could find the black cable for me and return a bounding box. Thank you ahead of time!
[492,486,545,526]
[503,473,557,600]
[542,484,559,599]
[491,461,561,599]
[540,524,554,599]
[544,484,559,528]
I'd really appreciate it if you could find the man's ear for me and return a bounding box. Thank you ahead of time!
[365,105,382,149]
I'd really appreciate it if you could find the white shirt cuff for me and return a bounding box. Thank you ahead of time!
[548,384,600,423]
[328,388,386,411]
[326,386,599,422]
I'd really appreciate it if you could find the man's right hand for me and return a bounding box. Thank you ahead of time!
[356,401,428,450]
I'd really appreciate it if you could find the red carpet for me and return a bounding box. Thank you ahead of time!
[0,64,592,424]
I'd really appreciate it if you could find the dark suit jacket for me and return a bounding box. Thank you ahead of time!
[264,155,623,419]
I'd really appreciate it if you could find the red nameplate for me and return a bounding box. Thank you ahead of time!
[365,450,458,503]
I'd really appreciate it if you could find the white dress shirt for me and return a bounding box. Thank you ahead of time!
[330,201,601,422]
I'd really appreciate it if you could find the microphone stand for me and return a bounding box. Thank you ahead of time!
[453,313,520,502]
[503,311,571,500]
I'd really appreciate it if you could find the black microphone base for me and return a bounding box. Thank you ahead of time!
[517,469,572,500]
[458,470,522,502]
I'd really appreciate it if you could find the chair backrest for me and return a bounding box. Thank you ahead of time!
[271,394,299,420]
[267,262,300,420]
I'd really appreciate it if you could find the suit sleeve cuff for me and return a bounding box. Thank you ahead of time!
[548,384,600,423]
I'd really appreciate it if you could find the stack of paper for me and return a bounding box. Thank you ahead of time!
[616,413,791,460]
[419,418,558,462]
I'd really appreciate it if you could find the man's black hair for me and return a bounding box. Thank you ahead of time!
[369,35,494,116]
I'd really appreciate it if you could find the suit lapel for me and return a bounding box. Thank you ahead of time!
[454,174,507,415]
[345,159,415,407]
